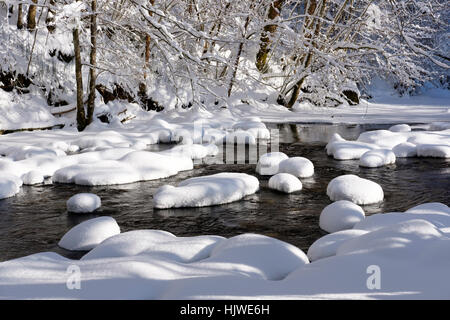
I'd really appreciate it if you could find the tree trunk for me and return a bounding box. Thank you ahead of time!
[73,28,86,131]
[255,0,284,73]
[17,4,24,30]
[86,0,97,125]
[139,0,155,98]
[228,15,251,97]
[27,0,38,31]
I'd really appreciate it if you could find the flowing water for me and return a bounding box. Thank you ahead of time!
[0,123,449,262]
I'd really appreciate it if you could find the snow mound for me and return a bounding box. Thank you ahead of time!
[268,173,302,193]
[58,217,121,251]
[359,149,396,167]
[327,175,384,205]
[67,193,102,213]
[162,144,218,160]
[357,130,408,149]
[278,157,314,178]
[82,230,225,263]
[21,170,45,185]
[337,219,442,257]
[0,173,22,199]
[206,234,309,280]
[389,124,411,132]
[417,144,450,158]
[319,200,365,233]
[54,151,193,186]
[326,135,377,160]
[256,152,289,175]
[223,131,257,145]
[153,173,259,209]
[393,142,417,158]
[307,229,368,262]
[232,120,270,139]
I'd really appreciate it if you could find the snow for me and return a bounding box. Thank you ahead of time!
[278,157,315,178]
[58,217,121,251]
[327,175,384,205]
[392,142,417,158]
[0,173,22,199]
[66,193,102,213]
[82,230,225,263]
[326,135,377,160]
[326,128,450,161]
[319,200,366,233]
[204,234,309,280]
[307,229,368,262]
[0,90,60,131]
[153,173,260,209]
[359,149,396,168]
[268,173,302,194]
[417,144,450,158]
[53,151,193,186]
[256,152,289,175]
[21,170,45,185]
[2,203,450,299]
[389,124,411,132]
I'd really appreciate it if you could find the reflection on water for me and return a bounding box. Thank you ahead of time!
[0,124,449,262]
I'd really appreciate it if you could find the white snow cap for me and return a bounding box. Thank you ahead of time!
[359,149,396,167]
[278,157,314,178]
[256,152,289,176]
[307,229,368,262]
[268,173,302,193]
[389,124,411,132]
[327,174,384,205]
[0,174,22,200]
[67,193,101,213]
[319,200,365,233]
[153,173,259,209]
[393,142,417,158]
[21,170,45,185]
[58,217,121,251]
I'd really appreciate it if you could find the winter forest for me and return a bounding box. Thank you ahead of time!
[0,0,449,302]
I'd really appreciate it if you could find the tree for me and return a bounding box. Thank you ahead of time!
[17,3,23,29]
[255,0,284,73]
[27,0,38,31]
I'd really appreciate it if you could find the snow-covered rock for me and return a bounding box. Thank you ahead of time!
[326,136,377,160]
[327,175,384,205]
[393,142,417,158]
[357,130,408,149]
[205,234,309,280]
[307,229,368,262]
[359,149,396,167]
[54,151,193,186]
[417,144,450,158]
[0,174,22,199]
[82,230,225,263]
[256,152,289,176]
[278,157,314,178]
[21,170,45,185]
[153,173,259,209]
[58,217,121,251]
[223,131,257,145]
[67,193,102,213]
[268,173,302,193]
[319,200,365,233]
[389,124,411,132]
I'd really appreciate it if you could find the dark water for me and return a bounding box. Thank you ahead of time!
[0,124,449,262]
